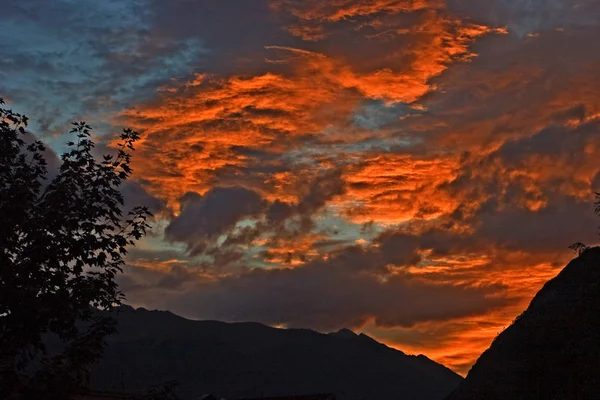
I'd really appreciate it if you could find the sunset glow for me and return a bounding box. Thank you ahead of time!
[2,0,600,376]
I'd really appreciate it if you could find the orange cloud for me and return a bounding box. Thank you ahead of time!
[271,0,444,23]
[121,67,357,207]
[115,0,600,378]
[339,153,461,224]
[270,3,502,102]
[365,249,569,375]
[123,9,500,208]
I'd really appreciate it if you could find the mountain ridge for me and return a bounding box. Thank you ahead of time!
[91,305,461,400]
[446,247,600,399]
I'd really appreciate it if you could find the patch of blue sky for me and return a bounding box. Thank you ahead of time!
[128,218,215,268]
[352,99,422,130]
[0,0,207,152]
[448,0,600,38]
[276,101,424,166]
[134,218,188,255]
[215,219,259,248]
[246,245,272,269]
[282,135,422,168]
[223,209,390,269]
[313,206,383,245]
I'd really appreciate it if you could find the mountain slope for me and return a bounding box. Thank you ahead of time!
[91,307,461,400]
[447,247,600,399]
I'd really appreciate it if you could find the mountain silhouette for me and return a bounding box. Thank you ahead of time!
[447,247,600,399]
[89,306,461,400]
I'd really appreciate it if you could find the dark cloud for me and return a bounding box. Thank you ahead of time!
[118,263,198,294]
[494,114,600,167]
[121,245,508,331]
[298,169,346,214]
[165,187,265,256]
[447,0,599,36]
[474,195,596,252]
[266,200,295,223]
[146,0,291,74]
[122,181,166,215]
[171,267,504,331]
[359,116,600,267]
[593,172,600,192]
[161,170,347,262]
[432,118,600,254]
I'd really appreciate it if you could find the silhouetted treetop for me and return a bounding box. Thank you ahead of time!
[0,98,152,399]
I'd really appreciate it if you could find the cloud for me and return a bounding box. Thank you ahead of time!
[160,170,347,263]
[14,127,166,220]
[113,0,600,372]
[122,243,508,332]
[593,171,600,192]
[120,180,166,216]
[414,25,600,151]
[120,66,359,208]
[447,0,600,36]
[271,0,443,22]
[268,4,502,102]
[435,117,600,250]
[341,153,460,224]
[165,187,265,256]
[6,0,600,376]
[0,0,204,140]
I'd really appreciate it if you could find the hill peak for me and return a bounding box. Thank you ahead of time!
[91,307,461,400]
[329,328,357,339]
[447,247,600,399]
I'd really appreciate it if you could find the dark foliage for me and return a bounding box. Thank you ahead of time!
[0,98,151,399]
[570,192,600,255]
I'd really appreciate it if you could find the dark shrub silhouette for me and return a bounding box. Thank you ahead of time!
[0,98,151,399]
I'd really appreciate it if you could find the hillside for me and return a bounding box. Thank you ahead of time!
[90,306,461,400]
[447,247,600,399]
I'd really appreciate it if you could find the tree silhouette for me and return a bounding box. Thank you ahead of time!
[570,192,600,255]
[0,98,152,399]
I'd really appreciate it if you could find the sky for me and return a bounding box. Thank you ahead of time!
[2,0,600,376]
